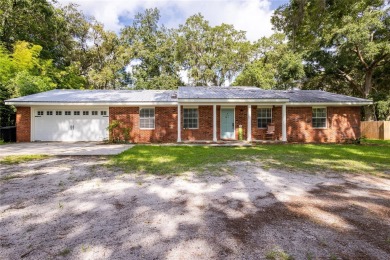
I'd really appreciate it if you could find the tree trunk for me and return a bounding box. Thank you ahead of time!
[363,69,376,121]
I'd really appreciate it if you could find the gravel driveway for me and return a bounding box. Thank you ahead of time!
[1,157,389,259]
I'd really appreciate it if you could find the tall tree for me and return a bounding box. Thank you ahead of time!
[234,33,305,89]
[272,0,390,119]
[121,8,182,89]
[0,0,74,66]
[177,14,252,86]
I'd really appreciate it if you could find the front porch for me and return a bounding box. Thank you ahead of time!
[179,139,286,146]
[176,104,287,143]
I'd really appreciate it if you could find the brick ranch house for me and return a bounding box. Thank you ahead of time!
[5,86,372,143]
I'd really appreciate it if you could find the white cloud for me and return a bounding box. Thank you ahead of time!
[56,0,275,41]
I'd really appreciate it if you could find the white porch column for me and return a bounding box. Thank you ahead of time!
[177,104,181,142]
[282,103,287,142]
[247,105,252,142]
[213,104,217,142]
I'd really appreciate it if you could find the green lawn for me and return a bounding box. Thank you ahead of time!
[361,139,390,146]
[111,142,390,177]
[0,155,49,165]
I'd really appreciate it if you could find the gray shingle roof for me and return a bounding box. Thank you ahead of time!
[178,86,288,100]
[5,87,371,104]
[178,86,370,103]
[282,89,370,103]
[7,89,178,103]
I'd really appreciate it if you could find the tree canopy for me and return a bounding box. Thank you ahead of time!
[272,0,390,119]
[0,0,389,127]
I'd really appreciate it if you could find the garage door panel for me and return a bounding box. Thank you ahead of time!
[33,109,109,142]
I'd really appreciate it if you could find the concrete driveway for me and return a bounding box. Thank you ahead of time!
[0,142,133,157]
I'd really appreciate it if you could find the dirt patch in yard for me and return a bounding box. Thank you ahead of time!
[0,157,389,259]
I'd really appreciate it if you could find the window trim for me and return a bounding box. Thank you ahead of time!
[257,107,273,129]
[183,107,199,129]
[312,107,327,129]
[139,107,155,130]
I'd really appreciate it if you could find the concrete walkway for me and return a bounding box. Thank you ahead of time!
[0,142,133,157]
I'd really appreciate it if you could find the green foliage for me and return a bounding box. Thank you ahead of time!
[273,0,389,119]
[234,33,305,89]
[121,8,183,89]
[107,120,132,143]
[0,41,57,97]
[177,14,252,86]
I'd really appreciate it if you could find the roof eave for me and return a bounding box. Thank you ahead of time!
[4,101,178,106]
[288,101,373,106]
[178,98,290,103]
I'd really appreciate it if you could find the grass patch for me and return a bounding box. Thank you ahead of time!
[266,248,294,260]
[361,139,390,146]
[57,248,71,257]
[1,174,21,181]
[111,142,390,176]
[0,139,5,145]
[0,155,49,165]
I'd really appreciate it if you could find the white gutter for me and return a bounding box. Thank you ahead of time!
[5,100,372,107]
[4,101,178,106]
[288,101,373,106]
[178,98,289,103]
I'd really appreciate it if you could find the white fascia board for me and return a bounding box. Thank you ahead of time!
[5,102,178,107]
[288,101,373,106]
[178,98,289,103]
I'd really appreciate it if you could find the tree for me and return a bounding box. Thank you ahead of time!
[121,8,182,89]
[0,0,74,66]
[0,41,56,96]
[177,14,252,86]
[234,33,305,89]
[272,0,390,119]
[0,41,58,126]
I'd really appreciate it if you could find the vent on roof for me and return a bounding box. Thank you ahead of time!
[171,93,177,99]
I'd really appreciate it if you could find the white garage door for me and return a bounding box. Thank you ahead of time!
[33,109,109,141]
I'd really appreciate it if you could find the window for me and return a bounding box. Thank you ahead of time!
[83,111,89,116]
[183,108,198,129]
[101,111,107,116]
[46,111,53,116]
[139,108,155,129]
[56,111,62,116]
[74,111,80,116]
[37,111,44,116]
[92,111,98,116]
[312,107,327,128]
[257,108,272,128]
[65,111,71,116]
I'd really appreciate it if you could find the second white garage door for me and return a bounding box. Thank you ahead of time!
[33,108,109,141]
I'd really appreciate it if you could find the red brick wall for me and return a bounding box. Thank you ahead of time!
[16,107,31,142]
[287,106,361,143]
[109,107,177,143]
[251,106,283,141]
[108,105,361,143]
[182,106,213,141]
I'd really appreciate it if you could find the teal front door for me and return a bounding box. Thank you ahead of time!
[221,108,235,139]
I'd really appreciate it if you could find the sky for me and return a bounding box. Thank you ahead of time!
[56,0,290,42]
